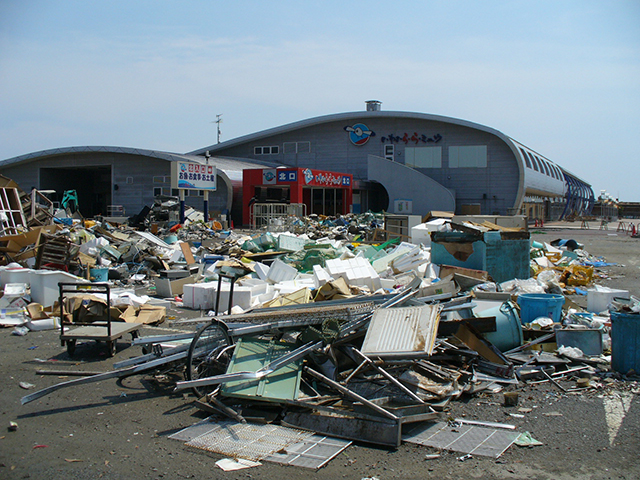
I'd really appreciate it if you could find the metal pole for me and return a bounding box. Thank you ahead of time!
[204,151,210,223]
[179,189,185,224]
[203,190,209,223]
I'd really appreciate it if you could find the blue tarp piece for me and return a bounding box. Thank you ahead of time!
[583,261,617,267]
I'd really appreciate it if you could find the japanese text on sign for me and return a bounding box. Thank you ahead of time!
[381,132,442,144]
[172,161,217,191]
[302,168,351,187]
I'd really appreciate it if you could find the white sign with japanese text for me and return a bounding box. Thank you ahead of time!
[171,161,217,191]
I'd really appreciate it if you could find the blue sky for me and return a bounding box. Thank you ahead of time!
[1,1,639,200]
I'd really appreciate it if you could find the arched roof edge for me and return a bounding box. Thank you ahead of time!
[0,146,204,168]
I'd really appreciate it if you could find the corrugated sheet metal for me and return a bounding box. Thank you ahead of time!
[361,305,441,357]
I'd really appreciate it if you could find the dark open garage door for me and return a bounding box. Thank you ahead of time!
[369,181,389,213]
[40,166,111,218]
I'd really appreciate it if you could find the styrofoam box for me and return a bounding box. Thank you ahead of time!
[183,283,217,310]
[587,287,630,313]
[183,282,260,311]
[313,265,333,288]
[0,268,33,287]
[213,286,254,312]
[30,270,88,307]
[266,258,298,284]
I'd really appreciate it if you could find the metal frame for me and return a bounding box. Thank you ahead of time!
[251,202,306,231]
[58,282,141,357]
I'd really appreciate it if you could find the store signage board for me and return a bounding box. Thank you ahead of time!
[172,161,217,191]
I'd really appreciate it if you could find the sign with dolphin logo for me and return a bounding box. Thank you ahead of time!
[344,123,375,145]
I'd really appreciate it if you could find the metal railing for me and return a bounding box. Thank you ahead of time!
[251,203,306,231]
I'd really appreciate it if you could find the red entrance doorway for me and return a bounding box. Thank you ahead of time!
[242,167,353,226]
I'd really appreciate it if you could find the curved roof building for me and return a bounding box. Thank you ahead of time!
[0,146,271,220]
[190,102,593,220]
[0,102,593,224]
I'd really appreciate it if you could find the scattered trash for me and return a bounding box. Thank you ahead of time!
[11,326,29,336]
[514,432,543,447]
[503,391,519,406]
[215,458,261,471]
[0,179,634,470]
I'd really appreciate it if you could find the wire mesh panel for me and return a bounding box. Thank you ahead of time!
[251,203,306,231]
[403,421,519,458]
[183,421,314,461]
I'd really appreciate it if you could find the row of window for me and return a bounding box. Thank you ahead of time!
[255,145,279,155]
[254,141,312,155]
[153,187,204,197]
[519,148,562,180]
[403,145,487,169]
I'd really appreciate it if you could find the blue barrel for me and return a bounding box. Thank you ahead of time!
[517,293,565,325]
[481,301,524,352]
[610,311,640,374]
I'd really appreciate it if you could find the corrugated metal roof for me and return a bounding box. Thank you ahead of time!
[0,146,271,181]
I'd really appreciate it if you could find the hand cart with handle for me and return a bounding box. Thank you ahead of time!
[58,282,142,357]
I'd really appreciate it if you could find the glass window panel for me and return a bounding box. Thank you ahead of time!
[538,157,550,176]
[449,146,486,168]
[297,142,310,153]
[520,148,532,168]
[405,147,415,167]
[405,147,441,168]
[283,142,297,154]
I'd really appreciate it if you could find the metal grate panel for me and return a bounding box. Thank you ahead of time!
[403,421,519,458]
[265,434,351,469]
[184,421,313,461]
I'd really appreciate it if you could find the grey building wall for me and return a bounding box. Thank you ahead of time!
[0,152,229,218]
[367,155,456,213]
[203,116,521,215]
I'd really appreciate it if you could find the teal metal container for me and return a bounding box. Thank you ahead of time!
[90,268,109,282]
[431,231,530,283]
[610,311,640,374]
[517,293,565,324]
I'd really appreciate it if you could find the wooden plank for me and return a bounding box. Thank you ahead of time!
[180,242,196,265]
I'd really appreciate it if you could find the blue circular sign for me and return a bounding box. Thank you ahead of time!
[344,123,375,145]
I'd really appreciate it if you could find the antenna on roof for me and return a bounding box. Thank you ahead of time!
[214,114,223,144]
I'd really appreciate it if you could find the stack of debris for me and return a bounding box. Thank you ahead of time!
[4,175,638,469]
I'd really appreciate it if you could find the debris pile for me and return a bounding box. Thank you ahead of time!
[2,179,638,469]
